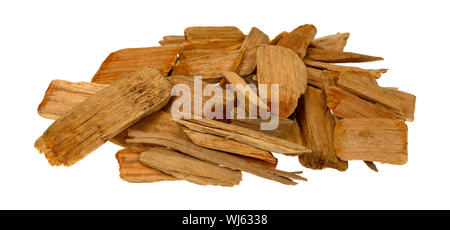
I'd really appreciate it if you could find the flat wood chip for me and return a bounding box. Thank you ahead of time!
[310,32,350,51]
[306,48,383,63]
[276,24,317,58]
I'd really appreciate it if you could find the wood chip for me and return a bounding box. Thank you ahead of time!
[91,45,180,84]
[37,80,106,120]
[334,118,408,165]
[303,58,387,79]
[174,119,311,155]
[364,161,379,172]
[140,147,242,186]
[276,24,317,58]
[326,86,401,119]
[305,48,383,63]
[116,148,176,182]
[310,32,350,51]
[257,45,307,117]
[127,130,307,185]
[270,31,288,45]
[159,35,185,46]
[183,128,277,166]
[296,86,348,171]
[185,26,245,42]
[35,66,172,166]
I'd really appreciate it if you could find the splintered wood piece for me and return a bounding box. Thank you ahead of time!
[238,27,270,76]
[334,118,408,165]
[140,147,242,186]
[180,40,242,59]
[303,58,387,79]
[185,26,245,42]
[309,32,350,51]
[116,148,176,183]
[91,45,180,84]
[230,116,294,137]
[276,24,317,58]
[306,67,325,88]
[296,86,348,171]
[257,45,307,118]
[321,70,341,91]
[183,128,277,166]
[172,50,244,79]
[326,86,401,119]
[364,161,379,172]
[174,119,311,155]
[305,48,383,63]
[127,130,307,185]
[37,80,107,120]
[337,72,412,119]
[35,66,172,166]
[222,70,268,113]
[159,35,185,45]
[277,119,306,156]
[270,31,288,45]
[381,88,416,122]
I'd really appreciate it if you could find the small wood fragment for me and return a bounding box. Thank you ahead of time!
[296,86,348,171]
[334,118,408,165]
[140,147,242,187]
[310,32,350,51]
[257,45,308,117]
[35,66,172,166]
[92,45,180,84]
[306,48,383,63]
[116,148,176,183]
[238,27,270,76]
[127,130,307,185]
[277,24,317,58]
[159,35,185,45]
[364,161,379,172]
[183,128,277,167]
[184,26,245,42]
[270,31,288,45]
[303,58,387,79]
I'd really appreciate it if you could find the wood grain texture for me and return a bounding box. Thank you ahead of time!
[116,148,176,183]
[334,118,408,165]
[276,24,317,58]
[127,130,307,185]
[92,45,179,84]
[305,48,383,63]
[303,58,387,79]
[37,80,106,120]
[296,86,348,171]
[35,66,172,166]
[309,32,350,51]
[159,35,185,46]
[184,26,245,42]
[238,27,270,76]
[257,45,307,118]
[140,147,242,186]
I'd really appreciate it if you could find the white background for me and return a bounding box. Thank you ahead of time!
[1,0,449,210]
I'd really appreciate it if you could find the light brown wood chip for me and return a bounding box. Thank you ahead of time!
[174,119,311,155]
[159,35,185,45]
[116,148,176,183]
[237,27,270,76]
[270,31,288,45]
[305,48,383,63]
[184,26,245,42]
[276,24,317,58]
[37,80,107,120]
[257,45,307,118]
[140,147,242,186]
[35,66,172,166]
[303,58,387,79]
[127,130,307,185]
[91,45,180,84]
[334,118,408,165]
[296,86,348,171]
[309,32,350,51]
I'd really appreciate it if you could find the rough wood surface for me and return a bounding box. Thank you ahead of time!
[35,66,172,166]
[238,27,270,76]
[270,31,288,45]
[38,80,106,120]
[306,48,383,63]
[296,86,348,171]
[116,148,176,183]
[92,45,180,84]
[257,45,307,117]
[183,128,277,166]
[140,147,242,186]
[180,40,242,59]
[303,58,387,79]
[309,32,350,51]
[276,24,317,58]
[326,86,401,119]
[334,118,408,165]
[230,116,294,137]
[337,72,414,120]
[184,26,245,42]
[127,130,307,185]
[175,119,311,155]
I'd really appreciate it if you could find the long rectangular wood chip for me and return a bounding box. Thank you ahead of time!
[35,66,172,166]
[309,32,350,51]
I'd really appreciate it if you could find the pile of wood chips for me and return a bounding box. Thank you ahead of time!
[35,24,415,186]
